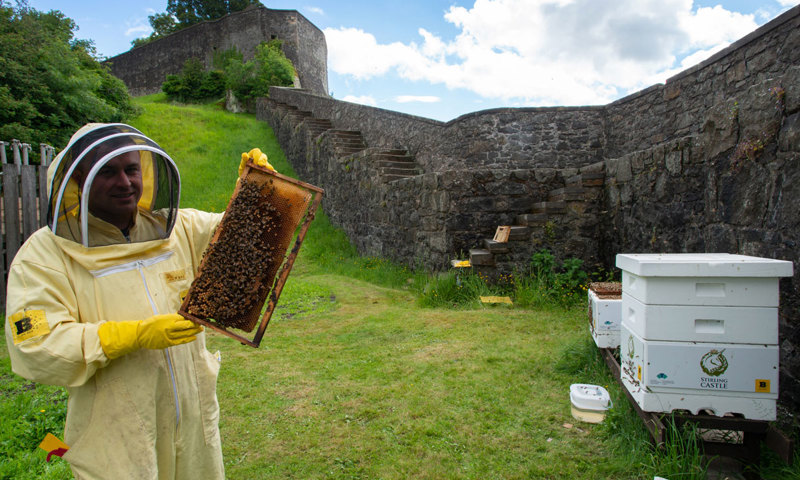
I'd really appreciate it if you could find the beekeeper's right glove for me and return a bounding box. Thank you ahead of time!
[97,313,203,359]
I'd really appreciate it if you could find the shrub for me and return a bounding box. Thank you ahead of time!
[513,249,589,308]
[222,40,295,103]
[162,58,225,102]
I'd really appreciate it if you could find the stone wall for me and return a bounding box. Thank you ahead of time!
[107,4,327,97]
[259,5,800,414]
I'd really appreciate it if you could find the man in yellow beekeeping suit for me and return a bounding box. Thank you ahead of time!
[4,123,272,479]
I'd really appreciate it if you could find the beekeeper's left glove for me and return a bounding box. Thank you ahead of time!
[238,147,276,176]
[97,314,203,360]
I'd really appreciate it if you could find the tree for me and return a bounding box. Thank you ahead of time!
[133,0,258,47]
[0,4,139,150]
[168,0,258,26]
[221,40,295,103]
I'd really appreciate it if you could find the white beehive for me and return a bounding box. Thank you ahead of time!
[620,323,779,420]
[588,286,622,348]
[615,253,793,421]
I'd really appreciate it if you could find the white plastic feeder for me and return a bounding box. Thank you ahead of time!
[570,384,613,423]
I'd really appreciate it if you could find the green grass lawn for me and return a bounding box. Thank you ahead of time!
[2,94,797,479]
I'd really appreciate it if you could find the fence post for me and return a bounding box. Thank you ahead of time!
[21,143,31,165]
[11,139,21,164]
[11,139,21,174]
[0,140,7,164]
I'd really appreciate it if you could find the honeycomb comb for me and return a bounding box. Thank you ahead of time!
[179,163,323,347]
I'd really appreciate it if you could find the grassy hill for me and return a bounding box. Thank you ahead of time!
[2,95,797,479]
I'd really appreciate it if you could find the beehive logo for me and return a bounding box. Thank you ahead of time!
[700,349,729,376]
[627,335,635,359]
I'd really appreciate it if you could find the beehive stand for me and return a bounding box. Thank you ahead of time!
[600,348,794,478]
[179,163,323,347]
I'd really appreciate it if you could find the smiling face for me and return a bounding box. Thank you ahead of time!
[76,152,143,231]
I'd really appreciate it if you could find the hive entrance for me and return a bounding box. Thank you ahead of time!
[179,164,323,347]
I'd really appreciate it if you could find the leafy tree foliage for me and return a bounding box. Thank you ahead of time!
[220,40,296,103]
[132,0,258,48]
[0,3,139,150]
[162,58,226,102]
[163,40,295,105]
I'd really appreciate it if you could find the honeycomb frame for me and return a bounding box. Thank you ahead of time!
[179,163,324,347]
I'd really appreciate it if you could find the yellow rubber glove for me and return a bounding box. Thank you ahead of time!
[97,313,203,360]
[238,147,276,176]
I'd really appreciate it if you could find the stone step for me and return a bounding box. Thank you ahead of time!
[580,171,605,187]
[379,167,419,176]
[376,160,418,169]
[469,248,495,266]
[483,238,510,253]
[508,225,529,241]
[332,140,366,149]
[305,119,332,128]
[328,129,363,137]
[531,201,566,215]
[548,186,585,202]
[517,213,549,226]
[373,152,414,162]
[381,174,413,182]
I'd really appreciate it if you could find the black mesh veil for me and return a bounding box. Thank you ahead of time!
[47,124,181,246]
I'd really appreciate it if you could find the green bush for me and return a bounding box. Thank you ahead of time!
[161,58,225,102]
[221,40,295,103]
[513,249,589,308]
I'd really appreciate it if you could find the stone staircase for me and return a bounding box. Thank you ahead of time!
[373,149,422,182]
[465,165,606,276]
[262,98,423,183]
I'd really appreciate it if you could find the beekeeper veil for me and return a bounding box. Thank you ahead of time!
[47,123,180,247]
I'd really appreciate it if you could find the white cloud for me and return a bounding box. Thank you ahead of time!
[325,0,764,107]
[396,95,440,103]
[342,95,378,106]
[306,6,325,15]
[776,0,798,6]
[125,24,151,37]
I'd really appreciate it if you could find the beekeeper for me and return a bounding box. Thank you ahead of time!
[4,123,272,480]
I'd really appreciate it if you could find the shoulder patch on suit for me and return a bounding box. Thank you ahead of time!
[8,310,50,344]
[164,269,187,283]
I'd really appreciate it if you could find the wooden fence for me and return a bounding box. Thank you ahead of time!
[1,139,56,305]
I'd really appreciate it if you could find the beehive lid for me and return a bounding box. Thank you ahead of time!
[616,253,793,278]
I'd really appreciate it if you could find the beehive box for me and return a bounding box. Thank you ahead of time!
[622,294,779,344]
[588,282,622,348]
[620,323,779,420]
[179,163,323,347]
[616,253,792,307]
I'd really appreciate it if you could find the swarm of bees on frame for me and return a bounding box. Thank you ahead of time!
[184,178,282,331]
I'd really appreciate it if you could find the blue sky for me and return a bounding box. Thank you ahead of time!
[24,0,800,121]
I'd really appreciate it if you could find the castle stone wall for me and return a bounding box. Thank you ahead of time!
[107,5,327,97]
[261,6,800,414]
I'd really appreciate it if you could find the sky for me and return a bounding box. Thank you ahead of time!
[22,0,800,122]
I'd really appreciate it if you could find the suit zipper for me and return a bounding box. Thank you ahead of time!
[135,260,181,430]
